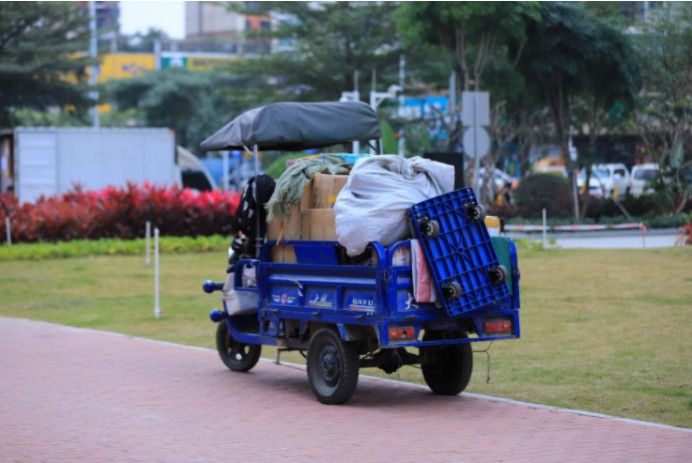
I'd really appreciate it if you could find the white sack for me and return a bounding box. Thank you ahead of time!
[222,271,258,316]
[334,155,454,256]
[223,290,258,316]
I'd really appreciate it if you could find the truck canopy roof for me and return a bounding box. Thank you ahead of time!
[200,101,381,152]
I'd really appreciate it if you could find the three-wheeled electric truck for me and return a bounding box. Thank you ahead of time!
[201,101,521,404]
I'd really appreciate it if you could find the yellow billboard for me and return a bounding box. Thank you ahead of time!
[98,53,156,82]
[187,56,238,71]
[160,53,239,72]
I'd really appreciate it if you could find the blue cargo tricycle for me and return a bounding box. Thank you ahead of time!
[201,102,521,404]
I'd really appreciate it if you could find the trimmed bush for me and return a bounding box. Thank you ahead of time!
[514,174,572,219]
[585,193,673,221]
[0,183,240,243]
[643,213,691,229]
[487,202,520,220]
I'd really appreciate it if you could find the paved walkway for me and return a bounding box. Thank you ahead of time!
[1,317,690,463]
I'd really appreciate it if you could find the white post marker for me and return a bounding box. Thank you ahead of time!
[145,221,151,265]
[641,223,646,249]
[5,216,11,245]
[153,227,161,319]
[542,208,548,249]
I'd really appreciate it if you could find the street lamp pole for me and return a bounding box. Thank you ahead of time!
[339,71,361,154]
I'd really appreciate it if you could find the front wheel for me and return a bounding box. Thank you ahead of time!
[216,321,261,372]
[421,332,473,395]
[307,328,359,405]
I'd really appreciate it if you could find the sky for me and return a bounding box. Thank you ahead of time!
[119,1,185,39]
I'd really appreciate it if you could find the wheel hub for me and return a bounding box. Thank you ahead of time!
[319,346,340,386]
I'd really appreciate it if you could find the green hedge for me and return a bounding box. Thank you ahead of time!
[514,173,573,219]
[0,235,230,261]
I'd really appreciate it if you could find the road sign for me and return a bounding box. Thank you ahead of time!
[463,126,490,159]
[461,91,490,126]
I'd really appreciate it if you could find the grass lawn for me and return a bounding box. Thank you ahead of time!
[0,246,690,428]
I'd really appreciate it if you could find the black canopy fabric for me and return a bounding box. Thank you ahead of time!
[200,101,381,152]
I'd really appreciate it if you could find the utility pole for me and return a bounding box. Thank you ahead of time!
[338,71,361,154]
[398,55,406,156]
[89,1,100,128]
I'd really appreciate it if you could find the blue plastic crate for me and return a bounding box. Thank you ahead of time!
[409,188,510,316]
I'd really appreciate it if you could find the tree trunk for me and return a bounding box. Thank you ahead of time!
[544,81,578,219]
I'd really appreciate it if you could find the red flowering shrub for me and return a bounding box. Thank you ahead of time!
[0,183,240,243]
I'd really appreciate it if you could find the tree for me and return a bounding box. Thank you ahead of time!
[515,2,641,218]
[580,1,640,30]
[228,1,402,102]
[635,2,692,214]
[118,28,170,53]
[105,69,271,150]
[477,45,553,206]
[0,2,91,126]
[396,2,541,202]
[396,2,541,92]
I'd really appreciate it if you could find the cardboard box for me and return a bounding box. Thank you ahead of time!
[267,184,311,241]
[270,245,297,263]
[301,208,337,241]
[310,173,349,209]
[267,174,347,241]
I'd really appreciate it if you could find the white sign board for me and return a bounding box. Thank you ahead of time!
[463,126,490,159]
[461,91,490,126]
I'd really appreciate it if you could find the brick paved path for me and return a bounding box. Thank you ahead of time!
[1,317,690,463]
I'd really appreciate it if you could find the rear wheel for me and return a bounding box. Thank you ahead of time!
[216,321,261,372]
[421,332,473,395]
[307,328,359,405]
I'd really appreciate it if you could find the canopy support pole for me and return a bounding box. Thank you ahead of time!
[254,144,261,258]
[242,144,263,259]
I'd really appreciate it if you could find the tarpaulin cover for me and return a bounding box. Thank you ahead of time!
[200,101,381,152]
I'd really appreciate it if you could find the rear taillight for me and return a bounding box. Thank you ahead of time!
[484,319,512,335]
[388,326,416,341]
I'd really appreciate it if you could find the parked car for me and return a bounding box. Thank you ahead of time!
[577,163,630,199]
[629,163,660,197]
[534,165,568,176]
[479,167,519,193]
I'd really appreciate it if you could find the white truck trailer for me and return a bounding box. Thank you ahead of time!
[0,127,180,203]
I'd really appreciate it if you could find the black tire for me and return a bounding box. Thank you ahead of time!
[216,321,261,372]
[423,219,440,238]
[421,332,473,395]
[307,328,359,405]
[489,265,508,285]
[465,203,486,222]
[443,281,463,300]
[417,216,439,238]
